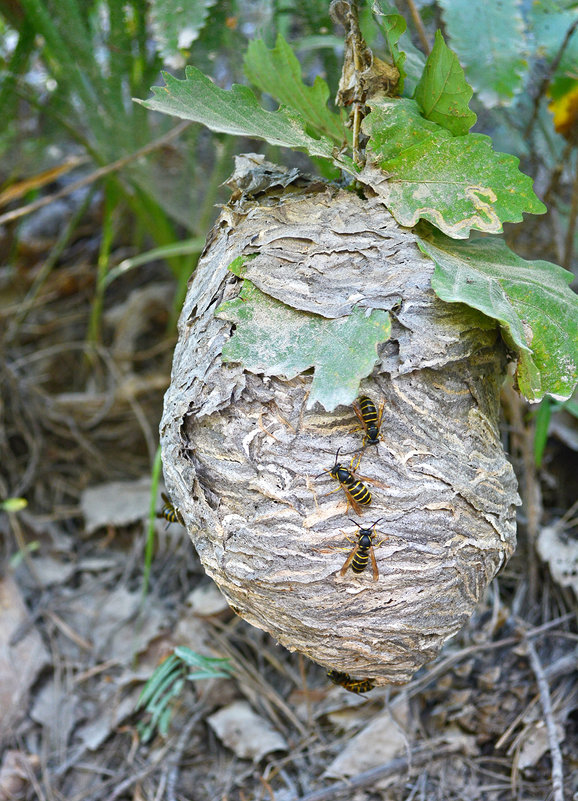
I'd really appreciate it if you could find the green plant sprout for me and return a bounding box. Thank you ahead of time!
[136,647,233,742]
[533,397,578,468]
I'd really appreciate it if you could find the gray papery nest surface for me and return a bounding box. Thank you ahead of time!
[160,156,519,685]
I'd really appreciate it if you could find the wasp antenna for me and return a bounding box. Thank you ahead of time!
[371,518,384,527]
[348,517,360,527]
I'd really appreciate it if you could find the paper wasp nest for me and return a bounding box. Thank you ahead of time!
[160,156,519,685]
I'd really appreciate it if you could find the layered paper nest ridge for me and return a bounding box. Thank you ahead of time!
[160,157,519,684]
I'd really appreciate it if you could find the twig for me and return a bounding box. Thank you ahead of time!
[524,18,578,140]
[562,147,578,270]
[346,1,366,166]
[525,637,565,801]
[43,610,93,651]
[103,759,167,801]
[288,742,463,801]
[209,626,308,737]
[501,383,542,605]
[4,185,96,344]
[404,0,430,55]
[163,706,207,801]
[0,120,191,226]
[402,612,575,697]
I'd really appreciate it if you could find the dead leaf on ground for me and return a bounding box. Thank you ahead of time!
[80,477,157,534]
[323,707,408,779]
[29,554,76,587]
[186,582,230,617]
[75,691,140,752]
[30,679,78,751]
[537,522,578,598]
[208,700,288,761]
[0,750,40,801]
[0,575,51,738]
[516,720,566,771]
[90,586,166,662]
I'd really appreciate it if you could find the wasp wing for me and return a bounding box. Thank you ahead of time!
[369,547,379,581]
[342,486,364,516]
[355,474,388,489]
[340,545,360,576]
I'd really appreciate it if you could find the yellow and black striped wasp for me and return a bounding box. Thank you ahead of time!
[157,492,184,526]
[327,669,375,694]
[353,395,384,448]
[316,448,386,515]
[340,518,387,581]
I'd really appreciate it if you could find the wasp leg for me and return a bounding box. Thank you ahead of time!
[349,452,363,472]
[373,536,389,548]
[321,485,344,497]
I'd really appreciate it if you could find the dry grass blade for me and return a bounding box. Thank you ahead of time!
[161,704,208,801]
[209,625,308,738]
[0,121,190,226]
[0,155,89,207]
[289,741,464,801]
[524,637,565,801]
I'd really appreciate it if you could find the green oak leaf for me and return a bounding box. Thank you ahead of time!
[417,230,578,402]
[215,281,391,412]
[243,34,346,145]
[361,98,546,238]
[136,67,336,161]
[438,0,527,108]
[414,30,477,135]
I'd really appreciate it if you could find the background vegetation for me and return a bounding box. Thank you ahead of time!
[0,1,576,800]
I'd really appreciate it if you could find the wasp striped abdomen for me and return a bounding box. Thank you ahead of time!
[340,519,386,581]
[157,492,184,526]
[354,395,383,447]
[333,465,372,508]
[327,670,375,694]
[350,531,373,572]
[317,449,381,515]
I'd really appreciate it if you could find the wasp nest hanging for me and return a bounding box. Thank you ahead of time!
[160,155,519,686]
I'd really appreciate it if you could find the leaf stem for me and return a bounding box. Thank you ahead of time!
[404,0,430,55]
[562,149,578,271]
[524,17,578,140]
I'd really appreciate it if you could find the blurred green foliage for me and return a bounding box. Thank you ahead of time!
[0,0,347,331]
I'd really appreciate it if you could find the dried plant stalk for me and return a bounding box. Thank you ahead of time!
[160,156,519,685]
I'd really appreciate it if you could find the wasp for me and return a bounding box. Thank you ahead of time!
[353,395,384,447]
[327,670,375,694]
[157,492,184,526]
[340,518,387,581]
[316,448,377,515]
